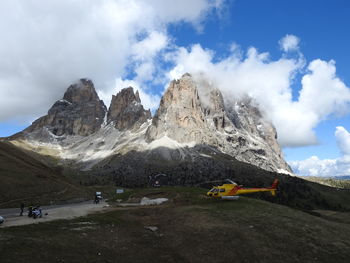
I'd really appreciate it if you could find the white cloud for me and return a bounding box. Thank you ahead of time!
[131,31,169,83]
[132,31,168,61]
[0,0,223,122]
[290,126,350,176]
[279,34,300,52]
[165,40,350,147]
[300,60,350,118]
[276,59,350,146]
[289,156,339,177]
[335,126,350,156]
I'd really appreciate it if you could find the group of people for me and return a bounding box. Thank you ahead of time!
[20,203,43,219]
[0,203,44,226]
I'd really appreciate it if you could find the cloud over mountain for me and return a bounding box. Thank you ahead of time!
[165,38,350,147]
[0,0,223,122]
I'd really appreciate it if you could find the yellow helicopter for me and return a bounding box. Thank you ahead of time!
[207,179,279,200]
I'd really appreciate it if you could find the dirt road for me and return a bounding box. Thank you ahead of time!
[0,201,108,227]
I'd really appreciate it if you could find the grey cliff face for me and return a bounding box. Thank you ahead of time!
[146,74,207,142]
[107,87,151,130]
[146,73,291,173]
[25,79,107,136]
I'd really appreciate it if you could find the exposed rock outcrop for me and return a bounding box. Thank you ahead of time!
[25,79,107,136]
[107,87,151,130]
[146,74,207,142]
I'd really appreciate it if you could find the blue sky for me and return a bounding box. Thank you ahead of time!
[1,0,350,176]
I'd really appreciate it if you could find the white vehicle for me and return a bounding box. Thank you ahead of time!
[0,216,5,224]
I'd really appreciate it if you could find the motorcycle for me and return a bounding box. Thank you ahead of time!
[32,208,42,219]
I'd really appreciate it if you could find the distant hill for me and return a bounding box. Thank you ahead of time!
[299,176,350,189]
[334,176,350,180]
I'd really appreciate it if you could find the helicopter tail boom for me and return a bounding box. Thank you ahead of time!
[269,179,279,196]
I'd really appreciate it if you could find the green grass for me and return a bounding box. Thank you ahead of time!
[1,186,349,263]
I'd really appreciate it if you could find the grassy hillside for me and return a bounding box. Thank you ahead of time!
[1,141,350,213]
[93,148,350,211]
[1,187,349,263]
[0,141,87,207]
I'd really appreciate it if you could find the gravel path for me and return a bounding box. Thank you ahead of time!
[0,201,108,228]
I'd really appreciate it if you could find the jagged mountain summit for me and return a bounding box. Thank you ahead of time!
[24,78,107,137]
[7,74,291,175]
[107,87,151,130]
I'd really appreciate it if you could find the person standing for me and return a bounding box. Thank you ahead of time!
[19,202,25,216]
[28,205,33,217]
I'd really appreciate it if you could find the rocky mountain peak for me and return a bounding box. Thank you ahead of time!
[107,87,151,130]
[24,79,107,137]
[135,90,141,103]
[146,73,230,142]
[146,73,291,173]
[146,73,207,142]
[63,78,99,104]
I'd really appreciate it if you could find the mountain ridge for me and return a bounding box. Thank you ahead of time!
[5,74,292,175]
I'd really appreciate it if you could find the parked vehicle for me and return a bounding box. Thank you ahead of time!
[94,192,102,204]
[32,207,42,219]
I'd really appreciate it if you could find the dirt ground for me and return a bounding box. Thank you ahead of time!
[1,187,350,263]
